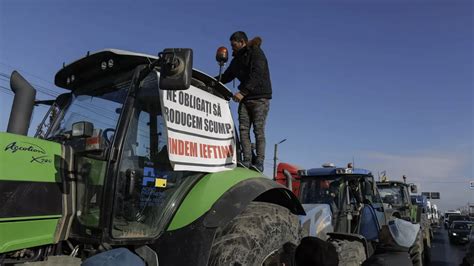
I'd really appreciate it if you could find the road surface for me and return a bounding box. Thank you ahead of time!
[430,226,470,266]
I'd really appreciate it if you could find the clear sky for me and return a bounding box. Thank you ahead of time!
[0,0,472,211]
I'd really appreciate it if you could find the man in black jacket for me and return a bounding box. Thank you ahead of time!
[218,31,272,172]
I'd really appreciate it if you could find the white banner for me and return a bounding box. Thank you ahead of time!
[158,72,236,172]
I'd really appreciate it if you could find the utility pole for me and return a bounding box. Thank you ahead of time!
[273,139,287,180]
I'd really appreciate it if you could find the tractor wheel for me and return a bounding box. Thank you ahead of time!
[409,229,424,266]
[208,201,303,266]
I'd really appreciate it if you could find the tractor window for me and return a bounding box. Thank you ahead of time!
[299,177,344,212]
[75,156,107,229]
[47,82,128,141]
[378,186,404,206]
[59,79,129,234]
[453,222,470,230]
[112,73,197,238]
[361,180,382,204]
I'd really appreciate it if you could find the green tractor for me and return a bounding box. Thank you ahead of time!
[377,178,431,266]
[0,48,305,265]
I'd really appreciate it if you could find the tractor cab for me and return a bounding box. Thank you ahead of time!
[376,180,417,222]
[298,164,386,238]
[44,49,236,243]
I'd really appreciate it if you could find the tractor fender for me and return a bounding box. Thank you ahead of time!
[167,167,304,231]
[154,172,304,266]
[203,177,305,228]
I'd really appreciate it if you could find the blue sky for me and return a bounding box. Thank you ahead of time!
[0,0,472,211]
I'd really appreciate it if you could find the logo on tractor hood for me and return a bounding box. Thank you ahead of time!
[4,142,46,154]
[4,141,51,164]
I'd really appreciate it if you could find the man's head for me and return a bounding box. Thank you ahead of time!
[229,31,248,53]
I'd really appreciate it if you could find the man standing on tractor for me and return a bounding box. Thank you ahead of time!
[217,31,272,172]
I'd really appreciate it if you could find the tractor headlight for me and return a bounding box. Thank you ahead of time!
[452,232,457,236]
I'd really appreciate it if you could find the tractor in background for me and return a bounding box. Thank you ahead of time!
[377,177,432,266]
[278,162,390,265]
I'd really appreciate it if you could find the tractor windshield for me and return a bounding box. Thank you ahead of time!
[378,185,406,207]
[47,80,128,140]
[299,176,344,211]
[300,175,382,211]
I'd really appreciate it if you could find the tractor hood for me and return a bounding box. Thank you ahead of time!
[0,132,74,253]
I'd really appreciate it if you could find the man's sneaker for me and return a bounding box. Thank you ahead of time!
[250,164,264,173]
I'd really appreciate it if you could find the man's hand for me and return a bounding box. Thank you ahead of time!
[233,92,245,102]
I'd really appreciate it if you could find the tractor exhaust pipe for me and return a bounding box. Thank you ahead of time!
[283,169,293,191]
[7,71,36,135]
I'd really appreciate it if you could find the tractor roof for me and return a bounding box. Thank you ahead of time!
[54,49,232,99]
[298,166,372,178]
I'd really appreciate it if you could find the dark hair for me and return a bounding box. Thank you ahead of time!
[230,31,248,42]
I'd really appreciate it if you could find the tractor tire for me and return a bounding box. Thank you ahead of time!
[409,229,424,266]
[330,239,366,266]
[208,201,303,266]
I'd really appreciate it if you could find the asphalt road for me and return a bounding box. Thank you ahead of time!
[430,226,470,266]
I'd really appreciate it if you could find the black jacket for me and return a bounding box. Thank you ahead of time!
[219,37,272,101]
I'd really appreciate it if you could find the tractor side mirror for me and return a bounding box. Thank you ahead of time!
[410,184,418,194]
[159,48,193,90]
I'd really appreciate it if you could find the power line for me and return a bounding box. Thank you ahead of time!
[1,81,121,129]
[0,72,60,98]
[0,72,119,118]
[0,85,14,95]
[411,181,472,184]
[0,90,13,96]
[0,61,56,87]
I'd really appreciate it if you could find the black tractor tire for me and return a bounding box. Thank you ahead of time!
[208,201,303,266]
[409,229,424,266]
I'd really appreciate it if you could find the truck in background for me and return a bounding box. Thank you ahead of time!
[444,210,462,229]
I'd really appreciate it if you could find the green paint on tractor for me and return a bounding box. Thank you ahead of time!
[167,168,264,231]
[0,132,61,182]
[0,217,60,253]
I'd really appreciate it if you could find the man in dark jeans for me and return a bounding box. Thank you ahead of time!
[217,31,272,172]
